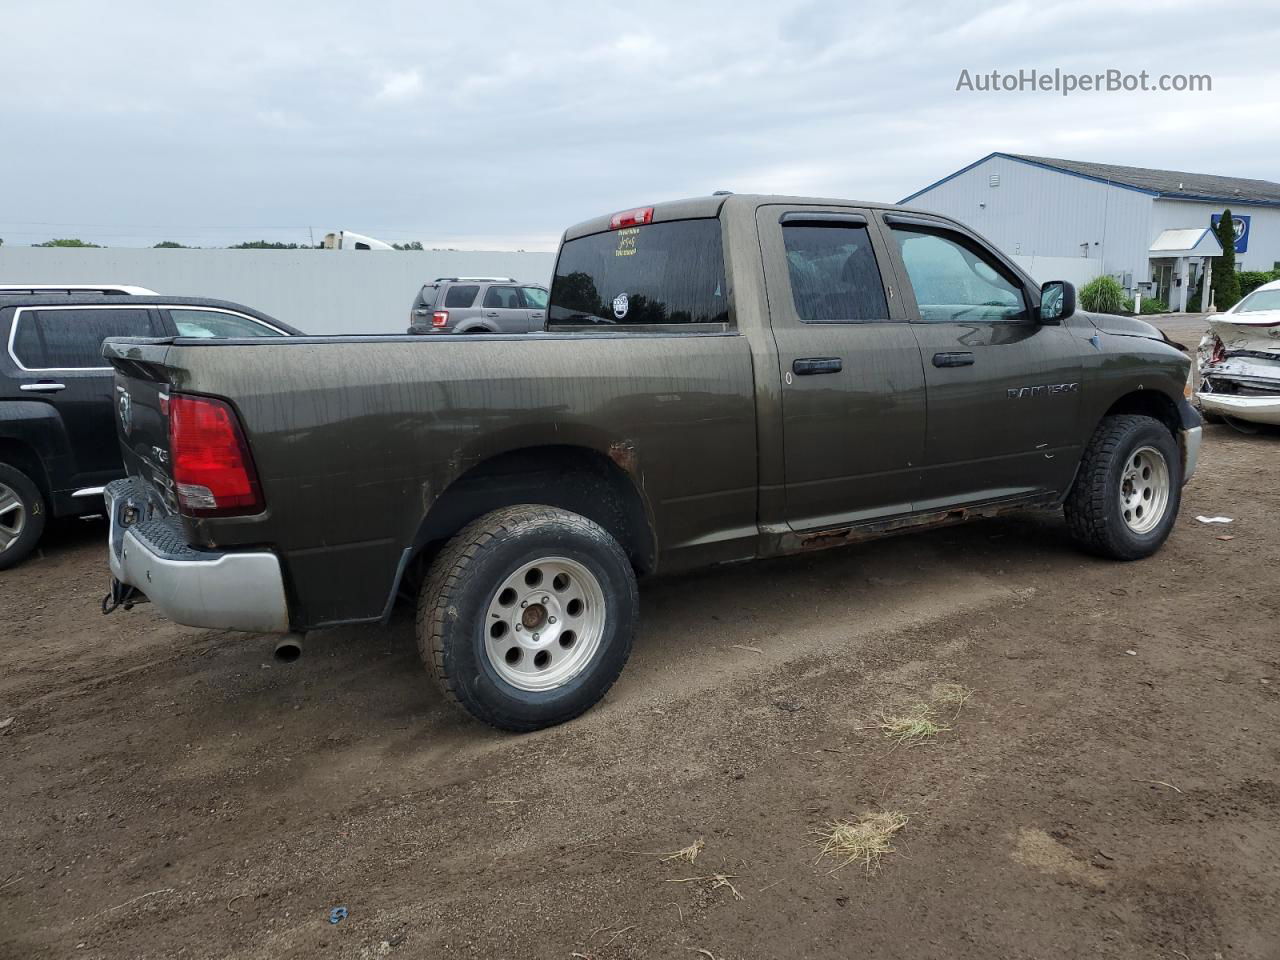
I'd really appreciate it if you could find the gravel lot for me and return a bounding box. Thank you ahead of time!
[4,317,1278,959]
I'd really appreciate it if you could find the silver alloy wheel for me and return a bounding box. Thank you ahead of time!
[0,481,25,554]
[483,555,607,692]
[1119,445,1170,535]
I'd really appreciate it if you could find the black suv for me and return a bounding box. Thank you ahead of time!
[0,295,300,568]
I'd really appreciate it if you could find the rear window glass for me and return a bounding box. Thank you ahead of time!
[521,287,549,310]
[11,308,157,369]
[783,223,888,322]
[444,285,480,308]
[549,218,728,327]
[1236,288,1280,312]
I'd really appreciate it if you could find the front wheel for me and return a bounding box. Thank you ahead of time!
[1064,414,1182,560]
[0,464,46,571]
[417,505,638,731]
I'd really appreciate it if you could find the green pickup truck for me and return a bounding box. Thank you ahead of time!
[102,194,1201,731]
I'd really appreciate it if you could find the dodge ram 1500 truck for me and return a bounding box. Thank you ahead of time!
[101,194,1201,731]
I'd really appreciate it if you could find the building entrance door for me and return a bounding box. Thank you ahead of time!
[1151,260,1174,305]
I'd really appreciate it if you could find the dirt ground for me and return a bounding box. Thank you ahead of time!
[4,326,1278,959]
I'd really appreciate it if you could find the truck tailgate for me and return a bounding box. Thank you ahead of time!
[103,338,180,510]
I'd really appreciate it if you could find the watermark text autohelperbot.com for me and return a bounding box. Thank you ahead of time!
[956,68,1211,96]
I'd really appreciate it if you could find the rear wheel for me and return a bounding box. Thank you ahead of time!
[1064,414,1181,560]
[0,464,46,571]
[417,505,638,731]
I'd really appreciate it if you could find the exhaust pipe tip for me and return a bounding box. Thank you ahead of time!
[273,634,304,663]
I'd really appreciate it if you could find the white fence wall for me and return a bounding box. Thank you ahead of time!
[1010,254,1102,288]
[0,246,1103,334]
[0,248,557,335]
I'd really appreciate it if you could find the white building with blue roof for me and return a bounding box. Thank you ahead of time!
[902,153,1280,312]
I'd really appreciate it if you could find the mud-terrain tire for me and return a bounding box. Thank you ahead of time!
[0,463,46,571]
[416,505,638,732]
[1064,414,1182,560]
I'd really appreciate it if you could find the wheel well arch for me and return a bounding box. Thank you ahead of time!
[1102,389,1181,436]
[0,437,50,502]
[409,444,657,579]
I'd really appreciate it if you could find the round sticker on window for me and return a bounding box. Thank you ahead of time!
[612,293,629,320]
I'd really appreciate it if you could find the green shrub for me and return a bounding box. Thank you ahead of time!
[1212,209,1241,310]
[1139,297,1168,315]
[1238,270,1279,298]
[1079,275,1126,313]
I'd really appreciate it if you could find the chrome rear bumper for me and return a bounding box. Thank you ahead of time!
[105,479,289,633]
[1198,392,1280,426]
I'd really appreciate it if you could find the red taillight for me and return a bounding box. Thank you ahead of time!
[609,206,654,230]
[168,394,263,517]
[432,310,449,328]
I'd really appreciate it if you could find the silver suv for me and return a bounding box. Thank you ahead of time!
[408,278,549,334]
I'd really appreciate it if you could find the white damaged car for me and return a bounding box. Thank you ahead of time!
[1197,278,1280,428]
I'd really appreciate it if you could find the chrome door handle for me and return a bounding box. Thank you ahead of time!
[20,382,66,392]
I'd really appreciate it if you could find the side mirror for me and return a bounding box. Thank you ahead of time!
[1039,280,1075,324]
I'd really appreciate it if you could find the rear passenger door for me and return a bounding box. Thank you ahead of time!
[480,285,526,332]
[879,214,1086,507]
[8,305,163,489]
[757,206,927,531]
[520,286,548,331]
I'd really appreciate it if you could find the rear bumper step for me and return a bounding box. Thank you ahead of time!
[105,479,289,633]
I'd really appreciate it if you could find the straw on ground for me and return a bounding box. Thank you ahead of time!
[659,838,705,864]
[877,703,948,745]
[813,811,908,874]
[665,873,745,900]
[930,682,974,711]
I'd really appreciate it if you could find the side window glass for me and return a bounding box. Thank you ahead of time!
[892,228,1027,323]
[520,287,549,310]
[12,308,155,370]
[171,309,282,338]
[781,223,888,322]
[483,285,521,309]
[443,285,479,308]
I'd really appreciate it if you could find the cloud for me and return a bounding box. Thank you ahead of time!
[0,0,1274,248]
[374,68,424,102]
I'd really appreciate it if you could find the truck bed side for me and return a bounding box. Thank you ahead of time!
[107,333,758,629]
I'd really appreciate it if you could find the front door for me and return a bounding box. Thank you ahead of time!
[520,285,548,331]
[758,205,927,532]
[7,305,162,489]
[1152,260,1174,306]
[879,216,1086,508]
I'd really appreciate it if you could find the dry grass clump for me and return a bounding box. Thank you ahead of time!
[813,811,908,874]
[663,873,744,900]
[930,682,974,711]
[877,703,949,745]
[658,838,705,864]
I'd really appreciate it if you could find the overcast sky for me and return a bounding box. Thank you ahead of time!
[2,0,1278,250]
